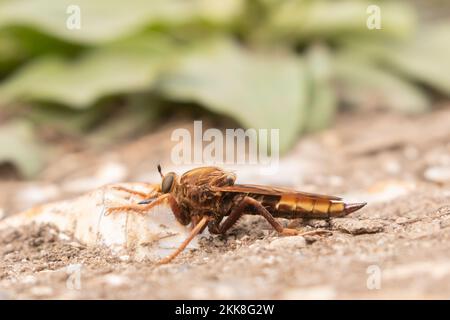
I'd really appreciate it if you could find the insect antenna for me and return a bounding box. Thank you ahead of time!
[157,164,164,178]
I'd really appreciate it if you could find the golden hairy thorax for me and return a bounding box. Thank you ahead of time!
[176,167,237,216]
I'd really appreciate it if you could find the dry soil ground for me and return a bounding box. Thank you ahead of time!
[0,106,450,299]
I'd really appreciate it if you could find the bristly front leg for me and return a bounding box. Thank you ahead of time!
[105,193,190,225]
[110,184,161,199]
[158,215,210,265]
[105,193,170,215]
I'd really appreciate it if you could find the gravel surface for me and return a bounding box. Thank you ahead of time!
[1,107,450,299]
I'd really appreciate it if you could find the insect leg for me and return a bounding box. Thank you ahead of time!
[110,184,161,199]
[191,216,208,232]
[158,215,210,265]
[244,197,331,236]
[105,193,190,226]
[208,199,249,234]
[110,186,149,198]
[105,193,170,215]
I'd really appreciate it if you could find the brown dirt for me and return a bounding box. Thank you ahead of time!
[1,106,450,299]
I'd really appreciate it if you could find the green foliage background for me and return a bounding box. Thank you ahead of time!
[0,0,449,177]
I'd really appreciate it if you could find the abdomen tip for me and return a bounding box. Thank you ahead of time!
[344,202,367,214]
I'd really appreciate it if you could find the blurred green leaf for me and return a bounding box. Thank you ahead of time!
[334,52,430,113]
[25,103,115,135]
[158,38,308,151]
[340,22,450,95]
[0,27,83,76]
[0,0,448,169]
[264,0,416,43]
[86,94,161,147]
[0,35,175,107]
[0,0,243,44]
[0,120,48,178]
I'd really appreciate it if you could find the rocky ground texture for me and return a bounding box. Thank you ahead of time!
[1,106,450,299]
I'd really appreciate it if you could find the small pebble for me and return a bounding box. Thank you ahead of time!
[384,160,401,175]
[119,255,130,262]
[58,233,71,241]
[103,274,128,287]
[331,218,384,235]
[268,236,306,250]
[424,166,450,183]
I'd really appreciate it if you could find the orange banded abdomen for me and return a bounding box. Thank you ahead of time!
[275,194,346,218]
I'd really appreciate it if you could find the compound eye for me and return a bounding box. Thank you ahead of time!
[161,174,174,193]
